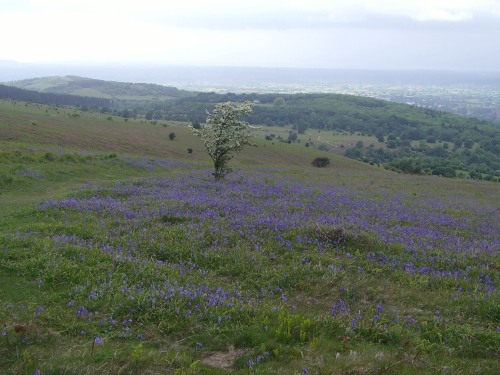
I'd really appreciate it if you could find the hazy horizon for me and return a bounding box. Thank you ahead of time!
[3,62,500,88]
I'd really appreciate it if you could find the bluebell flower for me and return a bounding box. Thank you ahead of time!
[34,306,43,317]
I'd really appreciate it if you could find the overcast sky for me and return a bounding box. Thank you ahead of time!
[1,0,500,70]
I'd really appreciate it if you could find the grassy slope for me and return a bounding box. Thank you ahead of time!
[0,101,499,374]
[0,101,331,165]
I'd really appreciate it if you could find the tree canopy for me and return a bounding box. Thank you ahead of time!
[190,101,254,180]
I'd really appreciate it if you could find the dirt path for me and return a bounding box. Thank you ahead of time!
[310,132,337,152]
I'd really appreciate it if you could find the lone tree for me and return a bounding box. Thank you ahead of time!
[169,132,176,141]
[190,101,254,180]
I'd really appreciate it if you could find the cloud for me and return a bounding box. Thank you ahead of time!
[365,0,500,22]
[0,10,186,63]
[1,0,498,68]
[27,0,500,30]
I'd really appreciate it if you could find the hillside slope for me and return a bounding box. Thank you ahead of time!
[7,75,193,100]
[0,97,499,374]
[0,100,345,169]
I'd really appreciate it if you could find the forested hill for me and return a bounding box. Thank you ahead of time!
[161,91,492,133]
[159,92,498,153]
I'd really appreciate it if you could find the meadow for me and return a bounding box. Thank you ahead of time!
[0,101,499,374]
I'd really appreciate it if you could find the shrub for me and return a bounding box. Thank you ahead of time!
[312,157,330,168]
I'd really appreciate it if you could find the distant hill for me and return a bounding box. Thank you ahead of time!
[7,75,194,100]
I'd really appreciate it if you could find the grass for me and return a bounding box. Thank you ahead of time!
[0,101,499,374]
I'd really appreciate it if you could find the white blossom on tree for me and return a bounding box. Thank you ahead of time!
[190,101,254,180]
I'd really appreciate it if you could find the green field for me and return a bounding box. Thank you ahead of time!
[1,100,499,374]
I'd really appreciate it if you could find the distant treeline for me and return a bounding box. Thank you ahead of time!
[0,84,111,108]
[148,92,498,151]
